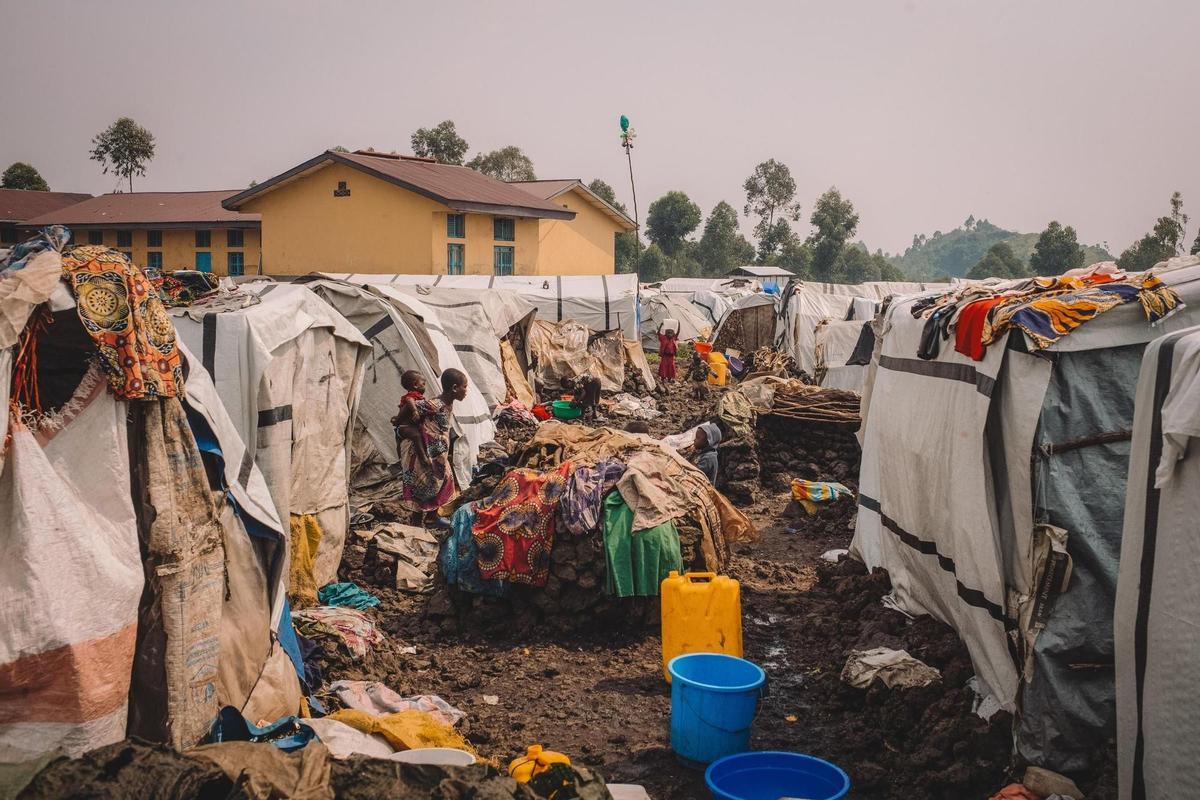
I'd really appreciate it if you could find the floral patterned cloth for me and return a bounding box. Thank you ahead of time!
[399,397,457,512]
[62,245,184,400]
[472,463,573,586]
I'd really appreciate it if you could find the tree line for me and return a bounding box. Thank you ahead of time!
[6,116,1199,281]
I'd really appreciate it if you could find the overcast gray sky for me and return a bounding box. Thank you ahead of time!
[2,0,1196,254]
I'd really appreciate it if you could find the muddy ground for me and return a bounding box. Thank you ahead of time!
[310,378,1123,800]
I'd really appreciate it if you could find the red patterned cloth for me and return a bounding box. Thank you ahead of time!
[62,246,184,400]
[471,463,573,586]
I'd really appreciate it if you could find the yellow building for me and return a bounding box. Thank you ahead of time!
[26,190,261,276]
[222,150,634,276]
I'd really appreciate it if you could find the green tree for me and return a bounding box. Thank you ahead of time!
[755,219,800,263]
[467,145,536,181]
[696,201,755,276]
[966,242,1027,279]
[89,117,155,192]
[1192,228,1200,256]
[743,159,802,260]
[410,120,469,165]
[1,162,50,191]
[876,253,906,281]
[1119,191,1189,271]
[589,179,638,273]
[806,188,860,282]
[1029,221,1085,276]
[646,191,701,255]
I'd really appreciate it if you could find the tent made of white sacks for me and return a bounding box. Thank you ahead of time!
[850,257,1200,780]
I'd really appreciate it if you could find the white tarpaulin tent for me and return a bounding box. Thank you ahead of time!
[388,285,536,407]
[1115,321,1200,799]
[781,280,946,374]
[813,318,871,391]
[304,280,496,489]
[318,272,640,340]
[170,282,370,588]
[852,257,1200,778]
[639,289,713,351]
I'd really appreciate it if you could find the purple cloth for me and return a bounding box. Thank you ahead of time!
[560,459,626,535]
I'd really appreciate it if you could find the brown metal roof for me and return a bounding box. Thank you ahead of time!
[508,179,636,232]
[510,179,578,201]
[223,151,575,221]
[24,190,261,228]
[0,189,93,224]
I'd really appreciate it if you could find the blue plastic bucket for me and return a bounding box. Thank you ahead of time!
[705,751,850,800]
[669,653,766,765]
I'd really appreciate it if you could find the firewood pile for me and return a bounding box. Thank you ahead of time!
[763,381,861,425]
[745,347,795,378]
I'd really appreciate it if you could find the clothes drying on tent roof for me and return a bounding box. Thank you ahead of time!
[908,264,1183,361]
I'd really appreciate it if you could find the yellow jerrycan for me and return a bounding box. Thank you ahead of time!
[660,571,743,682]
[508,745,571,783]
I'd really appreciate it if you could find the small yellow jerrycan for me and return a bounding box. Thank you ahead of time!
[660,571,743,682]
[508,745,571,783]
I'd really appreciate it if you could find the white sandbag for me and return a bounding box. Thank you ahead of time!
[0,386,142,761]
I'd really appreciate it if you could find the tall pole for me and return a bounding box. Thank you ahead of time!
[619,115,640,278]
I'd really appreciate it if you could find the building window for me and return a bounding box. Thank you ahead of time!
[1,228,17,245]
[494,217,515,241]
[227,251,244,276]
[195,230,211,248]
[146,251,163,269]
[87,230,104,245]
[333,180,350,197]
[447,213,465,239]
[447,243,464,275]
[494,246,514,276]
[195,252,212,273]
[147,230,162,247]
[116,230,132,247]
[227,229,244,248]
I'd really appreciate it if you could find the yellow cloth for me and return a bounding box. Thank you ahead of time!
[289,514,323,608]
[324,708,476,754]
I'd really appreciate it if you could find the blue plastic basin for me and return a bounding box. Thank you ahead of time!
[705,751,850,800]
[669,653,765,765]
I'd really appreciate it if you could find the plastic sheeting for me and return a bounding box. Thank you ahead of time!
[639,291,712,351]
[319,272,640,339]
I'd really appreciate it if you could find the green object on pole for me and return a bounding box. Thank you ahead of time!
[620,115,630,132]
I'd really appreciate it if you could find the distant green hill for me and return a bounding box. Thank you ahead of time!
[888,219,1112,279]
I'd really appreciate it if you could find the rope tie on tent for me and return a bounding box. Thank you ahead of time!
[11,307,53,416]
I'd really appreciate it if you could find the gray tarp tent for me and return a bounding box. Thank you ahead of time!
[639,289,713,351]
[318,272,639,340]
[1115,320,1200,799]
[852,257,1200,780]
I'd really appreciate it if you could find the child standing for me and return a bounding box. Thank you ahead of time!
[689,350,712,400]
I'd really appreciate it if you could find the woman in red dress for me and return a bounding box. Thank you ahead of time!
[657,325,678,382]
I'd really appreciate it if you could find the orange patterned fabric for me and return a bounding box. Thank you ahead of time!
[61,246,184,400]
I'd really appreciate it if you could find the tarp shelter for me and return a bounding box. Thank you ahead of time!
[713,292,779,353]
[0,235,301,763]
[1115,321,1200,799]
[813,318,871,391]
[303,279,496,489]
[851,258,1200,779]
[387,284,536,408]
[170,282,370,589]
[780,279,946,374]
[526,318,657,393]
[317,272,640,340]
[727,265,795,292]
[639,289,713,351]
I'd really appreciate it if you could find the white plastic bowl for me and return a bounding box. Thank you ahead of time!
[385,747,477,766]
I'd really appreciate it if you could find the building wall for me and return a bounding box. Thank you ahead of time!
[534,189,622,275]
[72,227,261,275]
[430,211,540,276]
[241,162,444,275]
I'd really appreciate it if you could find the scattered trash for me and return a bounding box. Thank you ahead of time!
[785,715,798,723]
[482,695,500,706]
[365,522,440,593]
[659,424,702,452]
[317,581,381,610]
[1022,766,1084,800]
[330,680,466,727]
[607,785,652,800]
[820,548,849,563]
[606,393,661,420]
[298,717,396,759]
[790,478,855,515]
[493,399,539,426]
[291,606,383,659]
[323,708,475,754]
[399,645,418,655]
[841,647,941,690]
[967,676,1004,721]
